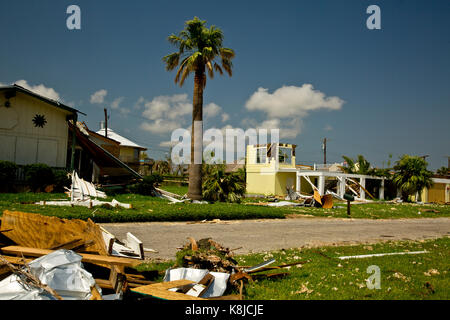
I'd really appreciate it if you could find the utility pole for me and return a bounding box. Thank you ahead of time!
[104,108,108,138]
[322,138,327,165]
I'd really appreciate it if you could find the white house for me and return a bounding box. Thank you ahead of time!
[0,84,83,168]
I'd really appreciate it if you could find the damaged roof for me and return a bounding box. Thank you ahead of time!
[0,84,86,116]
[96,128,147,150]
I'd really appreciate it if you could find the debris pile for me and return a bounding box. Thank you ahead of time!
[176,238,238,273]
[35,171,132,209]
[1,212,303,301]
[0,210,156,300]
[129,237,306,301]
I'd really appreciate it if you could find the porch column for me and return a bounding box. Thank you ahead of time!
[318,175,325,195]
[379,179,385,200]
[296,172,301,193]
[360,177,366,200]
[338,176,346,198]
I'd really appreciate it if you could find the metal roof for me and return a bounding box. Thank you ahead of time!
[96,128,147,150]
[0,84,86,116]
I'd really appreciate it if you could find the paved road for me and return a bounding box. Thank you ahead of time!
[101,217,450,260]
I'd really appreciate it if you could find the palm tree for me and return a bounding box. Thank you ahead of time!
[341,155,373,175]
[163,17,235,200]
[202,164,246,203]
[393,155,433,201]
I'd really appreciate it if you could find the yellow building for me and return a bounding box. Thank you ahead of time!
[246,143,386,199]
[246,143,314,196]
[420,177,450,204]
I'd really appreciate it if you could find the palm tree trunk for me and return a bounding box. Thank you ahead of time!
[187,69,204,200]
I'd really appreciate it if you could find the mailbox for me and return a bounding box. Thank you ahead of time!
[343,193,355,202]
[343,193,354,217]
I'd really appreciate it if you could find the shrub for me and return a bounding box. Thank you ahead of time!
[53,170,71,193]
[23,163,55,191]
[393,155,433,201]
[0,160,18,192]
[128,173,163,196]
[202,164,246,203]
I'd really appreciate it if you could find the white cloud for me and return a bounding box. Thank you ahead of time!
[140,119,182,134]
[221,113,230,122]
[134,96,145,110]
[204,103,222,119]
[140,94,223,136]
[243,84,344,139]
[159,140,178,148]
[245,84,344,119]
[15,80,61,102]
[142,94,191,121]
[111,97,124,110]
[90,89,108,104]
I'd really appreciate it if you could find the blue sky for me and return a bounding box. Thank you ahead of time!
[1,0,449,169]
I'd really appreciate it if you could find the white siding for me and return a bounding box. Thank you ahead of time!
[0,92,71,167]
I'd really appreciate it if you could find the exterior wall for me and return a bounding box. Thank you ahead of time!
[0,93,71,167]
[119,146,139,163]
[246,144,298,196]
[274,172,297,195]
[421,182,450,204]
[88,135,120,158]
[246,172,276,195]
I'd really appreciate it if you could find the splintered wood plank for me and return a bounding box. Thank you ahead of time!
[131,280,205,300]
[1,246,141,267]
[0,210,108,256]
[90,286,103,300]
[1,255,34,265]
[125,233,144,259]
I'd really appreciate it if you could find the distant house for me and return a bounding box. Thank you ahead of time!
[419,176,450,204]
[69,122,142,184]
[246,143,386,200]
[0,84,83,169]
[96,125,147,173]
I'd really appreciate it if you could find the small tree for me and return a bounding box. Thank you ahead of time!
[202,164,246,203]
[393,155,433,201]
[436,166,449,176]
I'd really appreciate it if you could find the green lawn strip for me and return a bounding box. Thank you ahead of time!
[233,237,450,300]
[134,237,449,300]
[0,193,449,223]
[159,184,188,196]
[287,202,450,219]
[0,193,286,223]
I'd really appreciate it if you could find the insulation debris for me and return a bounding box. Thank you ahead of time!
[35,171,132,209]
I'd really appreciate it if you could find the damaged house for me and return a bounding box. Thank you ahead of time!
[245,143,386,201]
[0,84,142,185]
[69,122,143,184]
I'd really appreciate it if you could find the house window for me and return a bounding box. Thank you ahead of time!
[256,147,267,164]
[134,149,140,161]
[278,147,292,164]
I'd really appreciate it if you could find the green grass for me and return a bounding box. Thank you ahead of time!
[0,191,448,223]
[0,192,286,223]
[159,183,188,196]
[138,237,450,300]
[285,202,450,219]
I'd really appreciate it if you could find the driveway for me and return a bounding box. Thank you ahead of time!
[101,217,450,260]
